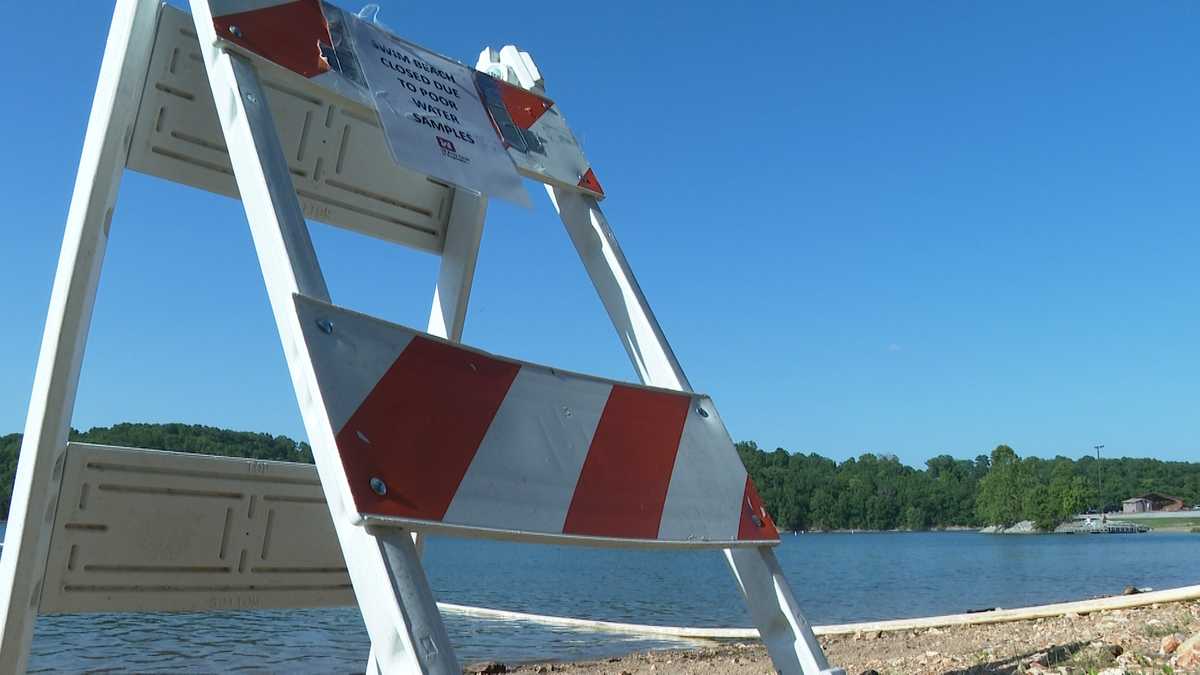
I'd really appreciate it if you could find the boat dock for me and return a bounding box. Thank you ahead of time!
[1061,518,1150,534]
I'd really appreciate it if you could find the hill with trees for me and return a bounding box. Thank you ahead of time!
[739,441,1200,531]
[1,424,1197,530]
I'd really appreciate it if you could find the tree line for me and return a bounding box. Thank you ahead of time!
[740,441,1200,531]
[1,424,1197,530]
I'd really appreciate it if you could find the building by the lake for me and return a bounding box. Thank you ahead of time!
[1121,492,1186,513]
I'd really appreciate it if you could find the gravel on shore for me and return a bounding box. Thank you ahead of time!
[468,599,1200,674]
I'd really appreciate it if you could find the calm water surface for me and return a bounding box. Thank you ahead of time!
[9,524,1197,672]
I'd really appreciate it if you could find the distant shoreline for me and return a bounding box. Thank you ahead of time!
[787,523,1198,534]
[788,526,980,534]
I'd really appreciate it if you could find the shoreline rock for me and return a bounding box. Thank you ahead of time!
[980,520,1047,534]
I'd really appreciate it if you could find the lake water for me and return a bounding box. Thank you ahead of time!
[12,526,1199,672]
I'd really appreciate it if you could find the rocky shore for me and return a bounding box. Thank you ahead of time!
[980,519,1200,534]
[472,599,1200,674]
[979,520,1042,534]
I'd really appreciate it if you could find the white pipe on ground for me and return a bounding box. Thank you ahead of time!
[437,583,1200,640]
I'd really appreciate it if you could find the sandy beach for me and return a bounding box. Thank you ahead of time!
[473,598,1200,674]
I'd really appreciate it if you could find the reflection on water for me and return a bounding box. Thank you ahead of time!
[8,528,1199,671]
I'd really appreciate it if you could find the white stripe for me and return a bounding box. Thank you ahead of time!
[657,398,746,542]
[442,366,611,533]
[210,0,299,17]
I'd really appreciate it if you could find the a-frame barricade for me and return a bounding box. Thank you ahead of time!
[0,2,843,673]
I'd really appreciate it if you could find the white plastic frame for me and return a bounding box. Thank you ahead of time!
[0,1,840,673]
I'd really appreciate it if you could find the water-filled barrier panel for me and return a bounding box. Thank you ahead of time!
[40,443,353,614]
[126,5,454,252]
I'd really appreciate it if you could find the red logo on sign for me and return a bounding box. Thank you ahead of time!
[437,136,456,153]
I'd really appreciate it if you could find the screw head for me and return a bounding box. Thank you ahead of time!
[228,25,244,39]
[369,477,387,496]
[316,318,334,334]
[696,406,709,418]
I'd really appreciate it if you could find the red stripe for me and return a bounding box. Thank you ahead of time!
[335,337,520,521]
[213,0,332,78]
[562,386,690,539]
[738,476,780,541]
[495,78,554,130]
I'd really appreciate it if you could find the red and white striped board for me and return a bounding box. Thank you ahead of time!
[209,0,604,199]
[294,295,779,547]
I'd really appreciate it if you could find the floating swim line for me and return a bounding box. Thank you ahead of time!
[437,582,1200,640]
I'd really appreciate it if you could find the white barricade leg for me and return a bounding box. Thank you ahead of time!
[545,187,691,392]
[726,547,841,675]
[186,2,459,672]
[547,185,843,675]
[428,190,487,343]
[0,0,162,671]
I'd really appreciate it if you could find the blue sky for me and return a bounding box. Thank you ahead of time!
[2,1,1198,467]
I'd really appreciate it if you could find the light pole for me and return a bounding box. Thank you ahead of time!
[1094,444,1105,512]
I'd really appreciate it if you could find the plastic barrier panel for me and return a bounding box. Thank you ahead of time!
[294,294,780,548]
[39,443,353,614]
[127,5,455,251]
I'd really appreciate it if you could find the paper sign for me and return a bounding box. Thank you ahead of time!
[346,17,529,206]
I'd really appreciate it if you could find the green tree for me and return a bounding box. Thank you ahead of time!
[975,445,1025,527]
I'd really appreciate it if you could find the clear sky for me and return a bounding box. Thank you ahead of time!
[2,1,1198,468]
